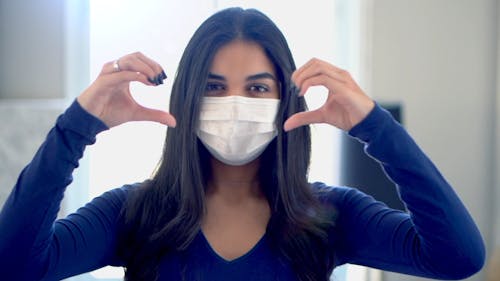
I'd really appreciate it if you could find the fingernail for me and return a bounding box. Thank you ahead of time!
[148,77,157,85]
[161,70,167,80]
[291,84,301,96]
[151,75,159,85]
[158,74,165,85]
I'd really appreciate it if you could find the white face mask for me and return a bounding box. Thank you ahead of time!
[197,96,280,166]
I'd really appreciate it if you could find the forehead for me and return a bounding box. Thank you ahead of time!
[209,40,276,76]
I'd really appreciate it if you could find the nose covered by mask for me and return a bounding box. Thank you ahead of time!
[197,96,280,166]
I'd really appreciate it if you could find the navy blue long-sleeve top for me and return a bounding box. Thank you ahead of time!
[0,100,485,280]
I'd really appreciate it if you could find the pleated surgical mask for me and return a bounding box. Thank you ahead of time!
[197,96,280,166]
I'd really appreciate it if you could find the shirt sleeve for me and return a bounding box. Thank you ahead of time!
[323,104,485,280]
[0,100,130,280]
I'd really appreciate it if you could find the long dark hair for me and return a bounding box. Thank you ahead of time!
[117,7,335,281]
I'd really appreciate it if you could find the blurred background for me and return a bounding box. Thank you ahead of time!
[0,0,498,281]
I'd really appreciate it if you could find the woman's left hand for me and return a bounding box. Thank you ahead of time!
[284,58,375,132]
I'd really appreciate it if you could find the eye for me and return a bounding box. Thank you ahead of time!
[247,84,270,94]
[205,82,226,95]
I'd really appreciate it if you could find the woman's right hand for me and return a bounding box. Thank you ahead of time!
[77,52,177,128]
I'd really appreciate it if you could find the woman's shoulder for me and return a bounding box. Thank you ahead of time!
[310,181,378,211]
[311,182,364,199]
[93,181,147,207]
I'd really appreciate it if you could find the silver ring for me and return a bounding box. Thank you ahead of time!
[113,59,121,72]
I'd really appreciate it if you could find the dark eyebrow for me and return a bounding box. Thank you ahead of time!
[207,72,277,82]
[246,72,277,82]
[207,73,226,81]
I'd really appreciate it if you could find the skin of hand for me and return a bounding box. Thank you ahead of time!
[284,58,375,132]
[77,52,176,128]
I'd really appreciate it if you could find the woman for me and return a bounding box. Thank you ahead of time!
[0,7,485,281]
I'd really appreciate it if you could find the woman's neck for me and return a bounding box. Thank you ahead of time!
[207,157,264,203]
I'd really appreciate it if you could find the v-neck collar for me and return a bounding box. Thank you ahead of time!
[198,231,267,264]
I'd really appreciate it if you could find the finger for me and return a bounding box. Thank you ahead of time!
[118,56,158,80]
[297,73,349,97]
[295,61,346,85]
[292,58,339,84]
[291,58,317,82]
[104,71,155,86]
[101,52,167,85]
[306,58,345,74]
[128,52,166,85]
[132,105,177,127]
[101,59,150,76]
[293,60,348,94]
[283,110,324,132]
[298,72,347,97]
[107,55,159,84]
[134,52,165,76]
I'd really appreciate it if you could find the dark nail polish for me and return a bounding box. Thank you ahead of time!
[161,70,167,80]
[155,75,163,85]
[151,75,158,85]
[290,84,301,96]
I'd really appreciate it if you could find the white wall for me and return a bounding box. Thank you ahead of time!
[367,0,497,281]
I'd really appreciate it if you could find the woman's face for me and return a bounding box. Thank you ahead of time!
[205,40,280,99]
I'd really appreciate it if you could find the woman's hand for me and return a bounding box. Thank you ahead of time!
[284,58,375,132]
[77,52,176,128]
